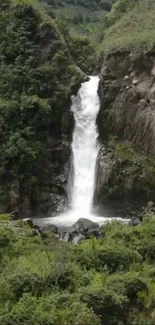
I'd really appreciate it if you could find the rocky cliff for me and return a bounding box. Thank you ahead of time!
[0,0,85,217]
[96,0,155,214]
[98,52,155,157]
[97,52,155,215]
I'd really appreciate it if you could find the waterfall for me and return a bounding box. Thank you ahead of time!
[48,76,108,226]
[42,76,130,227]
[69,76,100,214]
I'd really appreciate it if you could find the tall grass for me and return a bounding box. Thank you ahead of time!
[99,0,155,55]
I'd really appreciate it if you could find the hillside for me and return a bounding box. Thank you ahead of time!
[39,0,116,35]
[99,0,155,55]
[0,0,85,216]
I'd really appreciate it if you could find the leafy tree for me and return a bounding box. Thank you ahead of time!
[0,0,82,212]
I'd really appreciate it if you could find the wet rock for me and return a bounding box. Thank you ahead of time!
[129,217,141,227]
[145,201,155,213]
[72,234,86,244]
[71,218,99,232]
[41,223,58,234]
[63,233,71,242]
[32,229,41,237]
[87,228,100,238]
[59,232,71,242]
[11,210,20,220]
[83,75,90,82]
[23,218,58,236]
[49,141,71,165]
[58,224,100,244]
[23,218,34,227]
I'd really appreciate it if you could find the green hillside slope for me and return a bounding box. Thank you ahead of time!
[99,0,155,55]
[39,0,116,35]
[0,0,83,213]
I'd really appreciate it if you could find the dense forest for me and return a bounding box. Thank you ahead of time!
[39,0,116,35]
[43,0,115,11]
[1,0,155,325]
[0,0,94,216]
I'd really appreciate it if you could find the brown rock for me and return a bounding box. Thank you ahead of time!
[98,52,155,157]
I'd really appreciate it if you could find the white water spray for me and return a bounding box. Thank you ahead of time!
[70,76,100,214]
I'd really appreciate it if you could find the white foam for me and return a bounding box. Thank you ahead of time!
[40,210,130,227]
[69,76,100,215]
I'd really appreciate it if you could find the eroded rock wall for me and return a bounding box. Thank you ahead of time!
[97,52,155,213]
[98,52,155,157]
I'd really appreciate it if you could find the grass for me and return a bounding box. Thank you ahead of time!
[0,214,13,223]
[99,0,155,55]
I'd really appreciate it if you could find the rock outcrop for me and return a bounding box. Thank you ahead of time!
[97,52,155,212]
[98,52,155,157]
[0,0,86,217]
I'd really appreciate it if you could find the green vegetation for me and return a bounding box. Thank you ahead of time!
[0,0,83,210]
[2,1,155,323]
[102,141,155,201]
[98,0,155,55]
[39,0,116,36]
[116,142,155,199]
[1,216,155,324]
[45,0,115,11]
[56,19,96,72]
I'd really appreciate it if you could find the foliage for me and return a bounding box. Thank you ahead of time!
[39,0,116,37]
[116,142,155,199]
[56,19,96,72]
[44,0,115,11]
[1,216,155,324]
[101,141,155,202]
[0,0,82,209]
[98,0,155,55]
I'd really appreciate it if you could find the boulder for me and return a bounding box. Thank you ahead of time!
[71,218,99,232]
[129,217,141,227]
[23,218,34,228]
[61,232,71,242]
[87,228,100,238]
[39,223,58,234]
[72,234,86,244]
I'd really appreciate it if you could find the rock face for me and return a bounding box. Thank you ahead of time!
[97,142,155,216]
[37,140,71,215]
[96,52,155,212]
[98,52,155,157]
[0,0,86,217]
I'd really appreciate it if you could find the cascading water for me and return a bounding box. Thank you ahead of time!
[70,76,100,214]
[40,76,129,227]
[48,76,111,226]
